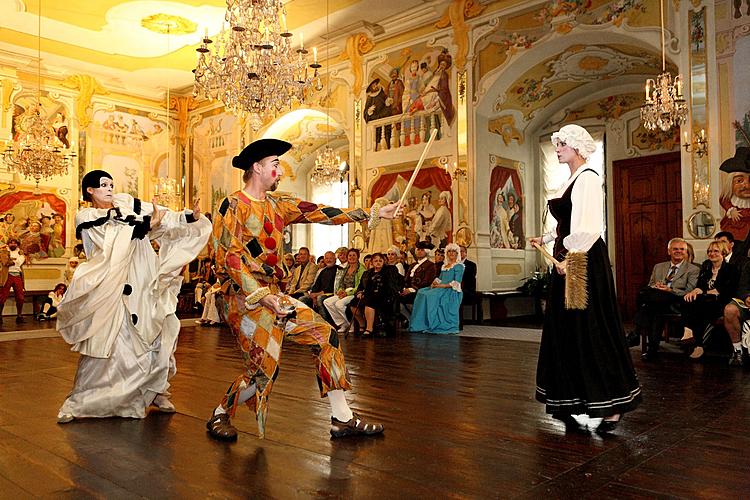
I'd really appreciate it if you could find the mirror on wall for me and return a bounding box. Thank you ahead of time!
[687,210,715,239]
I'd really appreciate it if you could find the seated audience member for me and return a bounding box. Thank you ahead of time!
[714,231,747,268]
[386,245,406,276]
[324,248,365,333]
[363,254,373,270]
[279,252,295,292]
[459,245,477,299]
[722,258,750,366]
[301,251,339,313]
[349,253,402,336]
[685,241,696,264]
[633,237,700,360]
[63,257,79,286]
[335,246,349,267]
[409,243,465,334]
[433,247,445,267]
[196,281,222,326]
[400,241,437,316]
[679,241,738,359]
[286,247,317,299]
[36,283,66,321]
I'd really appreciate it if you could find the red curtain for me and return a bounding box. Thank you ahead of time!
[369,166,452,204]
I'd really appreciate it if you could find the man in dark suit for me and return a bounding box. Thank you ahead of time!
[634,237,700,360]
[400,241,437,318]
[300,251,339,318]
[715,231,747,269]
[459,245,478,324]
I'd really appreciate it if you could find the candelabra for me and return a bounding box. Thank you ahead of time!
[683,129,708,158]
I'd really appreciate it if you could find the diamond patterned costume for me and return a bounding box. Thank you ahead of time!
[212,189,369,437]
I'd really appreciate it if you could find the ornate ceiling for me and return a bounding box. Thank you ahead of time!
[0,0,427,99]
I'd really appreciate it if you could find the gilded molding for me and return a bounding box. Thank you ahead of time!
[59,74,109,129]
[169,96,199,143]
[435,0,485,70]
[339,33,375,96]
[488,115,524,146]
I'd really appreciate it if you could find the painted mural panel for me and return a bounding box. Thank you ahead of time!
[489,161,524,250]
[0,191,67,260]
[368,165,452,254]
[366,44,455,149]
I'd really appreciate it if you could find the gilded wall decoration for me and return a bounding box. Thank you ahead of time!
[488,115,524,145]
[689,7,710,208]
[631,124,680,152]
[434,0,486,70]
[60,74,109,129]
[192,110,238,214]
[340,33,375,96]
[169,96,199,143]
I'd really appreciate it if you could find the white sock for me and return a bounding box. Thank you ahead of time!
[238,383,257,405]
[733,342,742,351]
[327,390,353,422]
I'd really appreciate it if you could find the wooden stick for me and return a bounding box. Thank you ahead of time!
[531,242,561,266]
[395,128,439,212]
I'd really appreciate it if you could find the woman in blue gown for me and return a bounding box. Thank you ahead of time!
[409,243,464,334]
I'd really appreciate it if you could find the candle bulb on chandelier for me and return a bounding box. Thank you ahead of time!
[683,131,689,144]
[700,129,705,140]
[645,80,651,103]
[313,47,317,64]
[299,32,304,49]
[281,13,287,32]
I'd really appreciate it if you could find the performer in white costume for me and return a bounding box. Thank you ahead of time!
[56,170,212,423]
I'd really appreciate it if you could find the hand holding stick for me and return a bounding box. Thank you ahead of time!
[395,128,439,213]
[531,241,560,266]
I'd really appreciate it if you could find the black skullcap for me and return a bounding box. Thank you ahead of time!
[416,240,435,250]
[719,147,750,174]
[231,139,292,171]
[82,170,113,201]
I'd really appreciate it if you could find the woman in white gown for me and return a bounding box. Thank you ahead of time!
[57,170,211,423]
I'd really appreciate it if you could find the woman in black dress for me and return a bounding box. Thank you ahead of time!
[679,240,738,359]
[349,253,401,336]
[530,124,641,433]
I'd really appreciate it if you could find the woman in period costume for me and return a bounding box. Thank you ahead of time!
[530,124,641,434]
[56,170,211,423]
[409,242,464,334]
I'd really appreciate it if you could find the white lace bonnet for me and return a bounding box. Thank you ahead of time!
[551,124,597,160]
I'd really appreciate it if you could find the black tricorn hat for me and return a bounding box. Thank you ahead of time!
[231,138,292,171]
[719,147,750,174]
[415,240,435,250]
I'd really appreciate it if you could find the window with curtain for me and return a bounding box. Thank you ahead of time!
[538,130,606,252]
[309,180,349,258]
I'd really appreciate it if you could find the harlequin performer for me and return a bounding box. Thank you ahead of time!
[56,170,212,423]
[207,138,400,441]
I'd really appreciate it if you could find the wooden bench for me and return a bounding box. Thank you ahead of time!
[477,290,527,321]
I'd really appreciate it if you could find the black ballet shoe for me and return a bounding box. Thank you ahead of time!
[596,418,621,434]
[551,413,586,433]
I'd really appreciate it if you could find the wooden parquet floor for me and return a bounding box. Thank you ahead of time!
[1,324,749,499]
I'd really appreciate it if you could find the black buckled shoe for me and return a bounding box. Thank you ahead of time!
[330,412,384,438]
[206,413,238,441]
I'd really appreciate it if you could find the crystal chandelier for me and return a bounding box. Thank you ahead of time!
[193,0,315,124]
[640,0,687,131]
[311,0,345,186]
[153,176,180,209]
[312,146,343,185]
[3,5,74,187]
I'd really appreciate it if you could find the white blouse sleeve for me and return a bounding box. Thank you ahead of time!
[563,170,603,253]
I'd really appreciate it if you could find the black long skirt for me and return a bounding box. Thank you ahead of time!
[535,239,642,417]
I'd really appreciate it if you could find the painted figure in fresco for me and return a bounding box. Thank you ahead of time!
[428,191,452,247]
[404,196,420,248]
[385,68,405,116]
[402,60,423,146]
[206,138,399,442]
[39,215,53,254]
[53,112,70,148]
[719,147,750,242]
[417,191,436,242]
[508,193,524,249]
[48,213,65,258]
[490,191,511,249]
[367,196,395,254]
[0,213,19,246]
[421,49,455,127]
[130,119,148,140]
[20,220,47,260]
[364,78,391,149]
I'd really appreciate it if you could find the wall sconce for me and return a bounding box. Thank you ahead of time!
[683,129,708,158]
[442,161,467,180]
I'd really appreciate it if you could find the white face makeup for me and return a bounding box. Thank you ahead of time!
[87,177,114,208]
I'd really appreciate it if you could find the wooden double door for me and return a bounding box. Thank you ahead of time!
[613,152,682,319]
